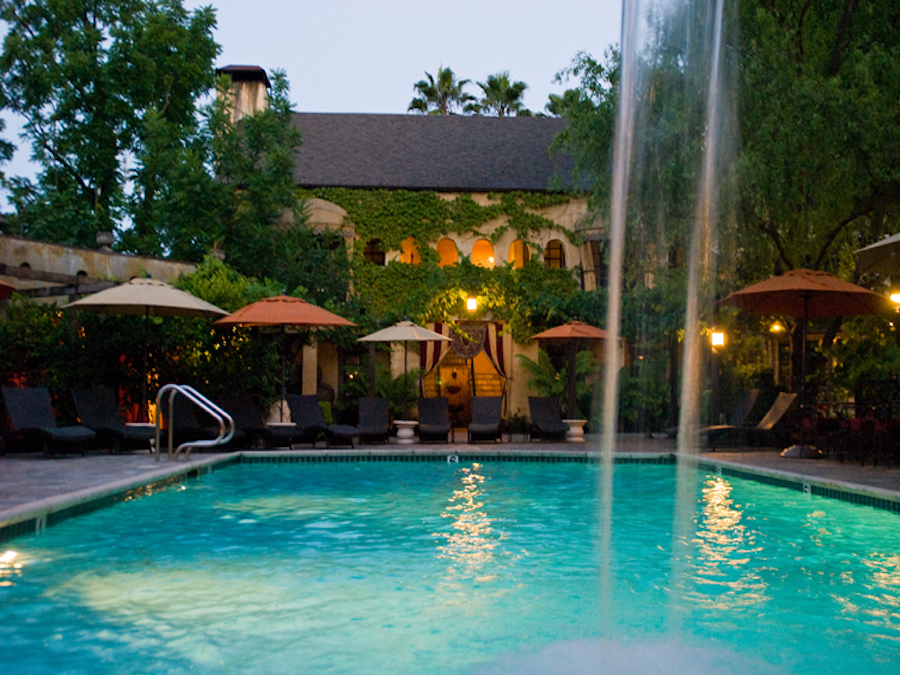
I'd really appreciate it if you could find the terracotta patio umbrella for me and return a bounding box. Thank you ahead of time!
[215,295,356,419]
[531,321,611,419]
[720,268,888,455]
[0,280,14,301]
[358,321,450,398]
[65,278,228,419]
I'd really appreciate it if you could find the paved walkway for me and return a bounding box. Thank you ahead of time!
[3,434,900,537]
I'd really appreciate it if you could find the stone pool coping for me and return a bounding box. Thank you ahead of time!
[3,438,900,542]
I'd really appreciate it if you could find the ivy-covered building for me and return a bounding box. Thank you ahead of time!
[226,66,604,424]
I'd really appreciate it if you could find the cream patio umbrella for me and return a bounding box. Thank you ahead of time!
[358,321,451,398]
[66,277,228,420]
[856,232,900,276]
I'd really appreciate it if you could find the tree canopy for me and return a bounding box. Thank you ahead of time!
[407,67,474,116]
[0,0,219,246]
[736,0,900,279]
[472,71,531,117]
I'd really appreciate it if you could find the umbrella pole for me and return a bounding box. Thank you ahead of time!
[566,339,578,419]
[281,325,287,422]
[142,306,149,422]
[368,342,376,398]
[800,295,809,450]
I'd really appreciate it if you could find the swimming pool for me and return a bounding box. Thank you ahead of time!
[2,460,899,674]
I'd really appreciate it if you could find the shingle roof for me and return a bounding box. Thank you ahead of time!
[290,113,584,192]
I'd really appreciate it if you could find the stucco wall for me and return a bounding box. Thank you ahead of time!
[0,234,196,294]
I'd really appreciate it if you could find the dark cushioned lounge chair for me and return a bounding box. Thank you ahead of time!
[358,398,390,445]
[418,397,450,443]
[287,394,358,447]
[668,388,759,440]
[707,391,798,450]
[528,396,569,442]
[71,387,154,453]
[219,395,304,449]
[2,386,95,456]
[467,396,503,443]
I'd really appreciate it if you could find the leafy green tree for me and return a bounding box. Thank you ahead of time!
[0,0,218,247]
[550,51,618,204]
[736,0,900,278]
[0,87,13,181]
[407,67,474,115]
[472,71,531,117]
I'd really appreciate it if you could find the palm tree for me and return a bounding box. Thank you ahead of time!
[407,67,474,115]
[473,71,531,117]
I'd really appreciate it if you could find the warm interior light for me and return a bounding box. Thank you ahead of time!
[466,297,478,312]
[890,292,900,305]
[770,322,784,333]
[711,330,725,348]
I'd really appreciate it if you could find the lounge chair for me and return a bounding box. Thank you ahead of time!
[418,397,451,443]
[707,391,798,450]
[467,396,503,443]
[358,398,390,445]
[528,397,570,442]
[667,388,760,439]
[2,386,95,456]
[286,394,358,447]
[219,395,303,449]
[71,387,155,453]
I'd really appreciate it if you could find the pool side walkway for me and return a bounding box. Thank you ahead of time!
[3,433,900,541]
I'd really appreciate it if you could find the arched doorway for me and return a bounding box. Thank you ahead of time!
[544,239,566,268]
[421,323,507,427]
[472,238,496,269]
[400,237,421,264]
[437,238,459,267]
[508,239,530,268]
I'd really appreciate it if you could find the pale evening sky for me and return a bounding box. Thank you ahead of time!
[1,0,623,191]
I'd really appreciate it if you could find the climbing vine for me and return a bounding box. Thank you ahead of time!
[301,188,577,253]
[352,256,593,342]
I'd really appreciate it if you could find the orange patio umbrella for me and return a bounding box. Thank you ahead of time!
[531,321,611,419]
[720,268,888,455]
[215,295,356,419]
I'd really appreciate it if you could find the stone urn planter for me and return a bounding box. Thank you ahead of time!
[562,419,587,443]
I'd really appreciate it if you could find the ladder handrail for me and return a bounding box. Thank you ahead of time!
[154,384,235,462]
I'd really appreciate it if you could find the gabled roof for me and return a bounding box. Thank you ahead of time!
[290,113,584,192]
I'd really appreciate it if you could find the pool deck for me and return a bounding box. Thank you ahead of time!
[3,433,900,540]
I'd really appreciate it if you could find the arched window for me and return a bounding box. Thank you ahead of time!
[436,238,459,267]
[544,239,566,269]
[363,239,385,265]
[399,237,421,264]
[508,239,530,268]
[472,238,495,269]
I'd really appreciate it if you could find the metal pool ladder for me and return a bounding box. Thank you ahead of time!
[154,384,235,462]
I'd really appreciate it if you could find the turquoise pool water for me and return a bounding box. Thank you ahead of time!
[2,461,900,674]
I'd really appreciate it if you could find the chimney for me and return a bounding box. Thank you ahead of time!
[216,65,271,123]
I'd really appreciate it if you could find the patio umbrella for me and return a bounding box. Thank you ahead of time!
[855,232,900,276]
[66,278,228,419]
[358,321,451,398]
[720,268,888,455]
[214,295,356,419]
[531,320,611,419]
